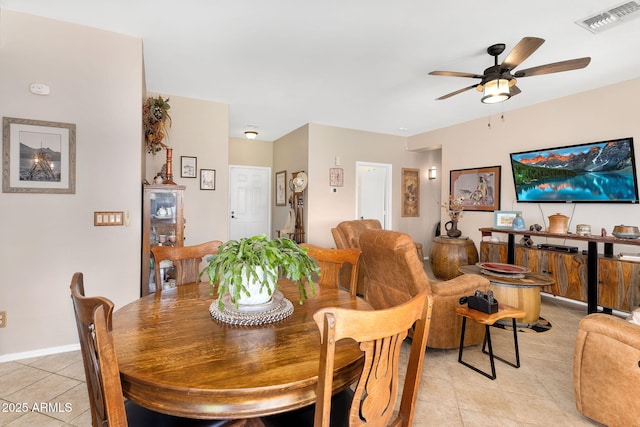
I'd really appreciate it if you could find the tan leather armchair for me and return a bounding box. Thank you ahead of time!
[331,219,424,295]
[573,313,640,427]
[359,229,490,349]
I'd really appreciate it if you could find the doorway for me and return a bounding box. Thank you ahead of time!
[228,165,271,240]
[356,162,392,229]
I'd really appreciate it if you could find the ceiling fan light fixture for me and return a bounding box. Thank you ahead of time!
[244,130,258,139]
[481,78,511,104]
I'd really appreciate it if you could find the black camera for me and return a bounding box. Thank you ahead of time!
[459,290,498,314]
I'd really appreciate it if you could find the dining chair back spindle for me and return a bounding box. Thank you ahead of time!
[151,240,222,287]
[70,272,235,427]
[300,243,361,296]
[313,287,433,427]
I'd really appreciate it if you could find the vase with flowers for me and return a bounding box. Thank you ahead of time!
[442,195,464,238]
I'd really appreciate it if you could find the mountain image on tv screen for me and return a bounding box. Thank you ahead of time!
[509,137,639,203]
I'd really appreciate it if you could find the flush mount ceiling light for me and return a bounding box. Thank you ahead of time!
[244,130,258,139]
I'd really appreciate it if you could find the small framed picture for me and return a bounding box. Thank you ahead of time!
[275,170,287,206]
[494,210,520,229]
[180,156,197,178]
[329,168,344,187]
[200,169,216,190]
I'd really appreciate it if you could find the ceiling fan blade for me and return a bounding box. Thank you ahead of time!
[435,84,478,100]
[514,57,591,78]
[510,85,521,96]
[429,71,484,79]
[501,37,545,71]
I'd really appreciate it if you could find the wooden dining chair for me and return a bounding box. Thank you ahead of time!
[262,288,432,427]
[313,287,432,427]
[69,272,233,427]
[300,243,361,296]
[151,240,222,287]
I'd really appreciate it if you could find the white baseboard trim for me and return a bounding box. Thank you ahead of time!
[0,343,80,363]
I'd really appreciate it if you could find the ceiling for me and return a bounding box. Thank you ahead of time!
[2,0,640,141]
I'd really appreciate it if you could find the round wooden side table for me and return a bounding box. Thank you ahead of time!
[430,236,479,280]
[458,264,554,324]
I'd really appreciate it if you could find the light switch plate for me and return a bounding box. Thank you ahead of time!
[94,211,124,226]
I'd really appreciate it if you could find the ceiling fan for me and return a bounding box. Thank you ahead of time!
[429,37,591,104]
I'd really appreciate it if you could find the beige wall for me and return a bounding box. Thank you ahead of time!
[408,78,640,252]
[145,94,230,245]
[229,137,273,168]
[0,10,144,357]
[305,124,430,249]
[272,125,309,238]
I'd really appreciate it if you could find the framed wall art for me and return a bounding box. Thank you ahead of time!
[329,167,344,187]
[401,168,420,217]
[275,170,287,206]
[494,210,520,229]
[2,117,76,194]
[450,165,501,211]
[180,156,197,178]
[200,169,216,190]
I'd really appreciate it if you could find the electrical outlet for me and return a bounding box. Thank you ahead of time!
[0,311,6,328]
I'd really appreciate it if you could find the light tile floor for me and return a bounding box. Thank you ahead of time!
[0,269,608,426]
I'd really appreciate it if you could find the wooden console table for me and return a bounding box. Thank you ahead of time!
[480,227,640,314]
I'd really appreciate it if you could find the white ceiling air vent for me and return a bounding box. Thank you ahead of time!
[576,1,640,33]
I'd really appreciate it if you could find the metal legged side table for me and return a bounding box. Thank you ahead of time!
[456,304,526,380]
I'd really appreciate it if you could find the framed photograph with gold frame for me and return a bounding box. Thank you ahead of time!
[401,168,420,217]
[450,165,501,211]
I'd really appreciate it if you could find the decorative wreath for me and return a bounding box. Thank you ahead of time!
[143,95,172,154]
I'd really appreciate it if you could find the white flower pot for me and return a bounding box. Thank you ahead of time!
[232,266,277,305]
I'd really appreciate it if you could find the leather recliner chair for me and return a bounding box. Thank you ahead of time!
[359,229,490,349]
[573,313,640,427]
[331,219,424,295]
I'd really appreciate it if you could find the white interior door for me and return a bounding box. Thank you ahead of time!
[229,166,271,240]
[356,162,392,228]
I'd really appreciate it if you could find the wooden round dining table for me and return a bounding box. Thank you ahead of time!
[112,280,371,420]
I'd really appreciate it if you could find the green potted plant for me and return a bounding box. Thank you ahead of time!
[200,235,319,310]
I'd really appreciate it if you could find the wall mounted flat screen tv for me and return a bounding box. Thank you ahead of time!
[509,137,639,203]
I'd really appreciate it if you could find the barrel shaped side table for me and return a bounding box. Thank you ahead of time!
[430,236,479,280]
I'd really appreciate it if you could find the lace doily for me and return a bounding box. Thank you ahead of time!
[209,290,294,326]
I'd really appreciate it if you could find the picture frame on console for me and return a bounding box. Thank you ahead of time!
[494,210,521,229]
[450,165,501,211]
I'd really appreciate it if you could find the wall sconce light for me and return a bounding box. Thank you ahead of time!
[244,130,258,139]
[428,167,437,180]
